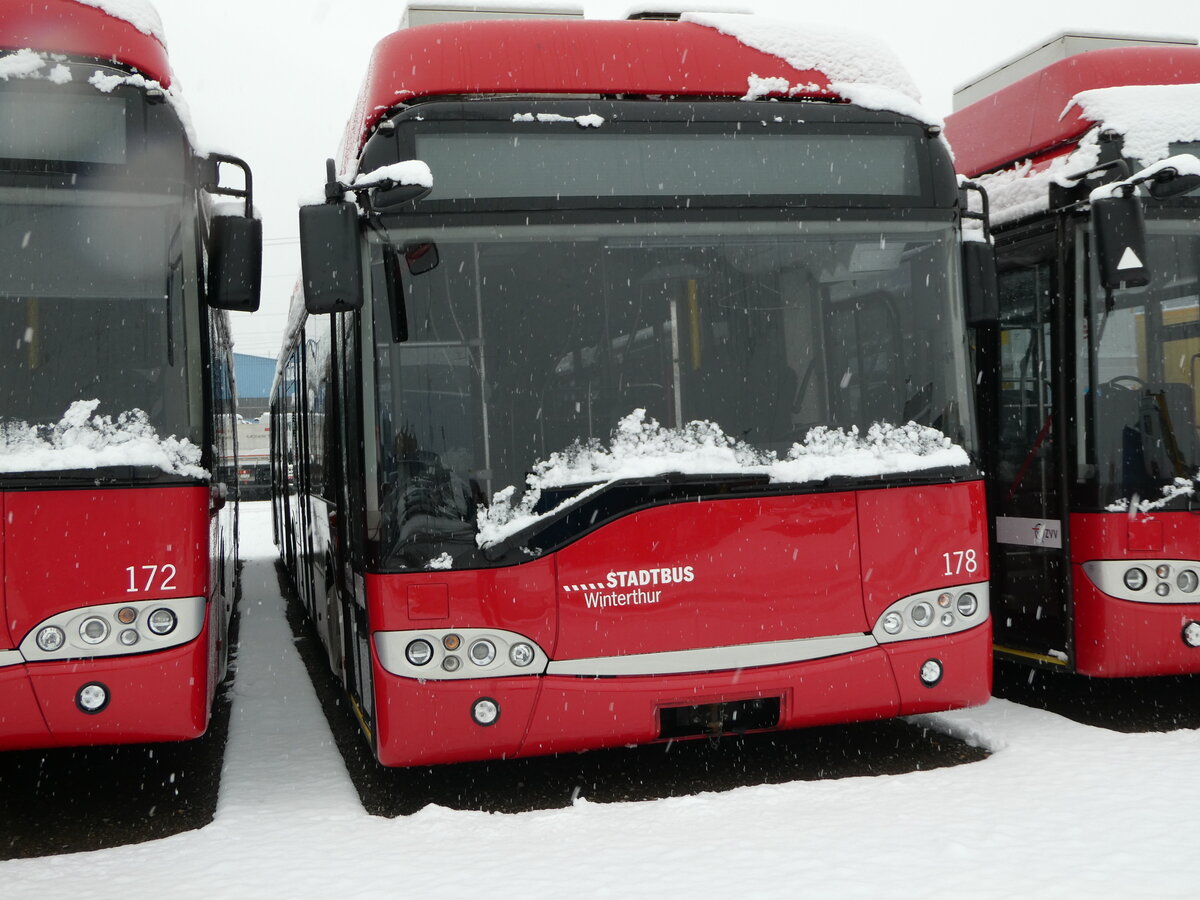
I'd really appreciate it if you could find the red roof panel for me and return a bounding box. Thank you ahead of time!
[0,0,171,86]
[348,19,837,154]
[945,46,1200,177]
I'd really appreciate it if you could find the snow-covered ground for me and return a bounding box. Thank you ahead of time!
[2,501,1198,897]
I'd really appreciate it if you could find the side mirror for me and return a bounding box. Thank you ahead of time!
[299,201,363,314]
[962,240,998,326]
[208,215,262,312]
[372,181,432,211]
[1092,193,1150,289]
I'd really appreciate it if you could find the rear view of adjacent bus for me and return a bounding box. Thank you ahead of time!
[0,0,261,749]
[946,35,1200,677]
[278,10,993,767]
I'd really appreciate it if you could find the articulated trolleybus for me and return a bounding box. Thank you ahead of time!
[0,0,261,749]
[946,35,1200,676]
[279,13,994,766]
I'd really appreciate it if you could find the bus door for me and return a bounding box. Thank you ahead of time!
[988,232,1072,662]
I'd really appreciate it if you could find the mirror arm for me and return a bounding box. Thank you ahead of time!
[200,153,255,218]
[958,179,992,242]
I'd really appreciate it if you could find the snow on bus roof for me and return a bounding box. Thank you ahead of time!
[0,0,171,86]
[341,16,929,162]
[945,45,1200,178]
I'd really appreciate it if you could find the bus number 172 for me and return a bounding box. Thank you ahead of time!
[125,564,178,593]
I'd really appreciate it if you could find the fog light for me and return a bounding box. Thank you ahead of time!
[910,602,934,628]
[119,629,139,646]
[1156,564,1172,580]
[36,626,65,652]
[881,611,903,635]
[469,639,496,666]
[937,592,953,608]
[509,642,535,667]
[79,617,109,645]
[405,639,434,666]
[1184,622,1200,648]
[76,682,109,714]
[1124,568,1148,591]
[940,612,955,627]
[1178,570,1199,593]
[956,592,979,617]
[442,634,462,652]
[1156,583,1171,598]
[442,655,461,672]
[147,608,177,636]
[471,697,500,726]
[919,658,944,687]
[116,607,138,625]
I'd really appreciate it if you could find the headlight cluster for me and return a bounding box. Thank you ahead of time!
[873,583,989,644]
[1084,560,1200,603]
[376,628,547,681]
[22,598,203,663]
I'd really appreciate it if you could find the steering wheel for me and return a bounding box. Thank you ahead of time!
[1105,375,1147,391]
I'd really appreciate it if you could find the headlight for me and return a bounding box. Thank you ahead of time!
[956,592,979,617]
[36,626,65,652]
[509,642,535,667]
[405,639,434,666]
[881,611,904,635]
[119,629,140,647]
[147,608,177,636]
[1178,570,1199,593]
[469,639,496,666]
[1123,568,1148,591]
[1156,583,1171,598]
[940,612,955,627]
[1156,564,1172,579]
[79,617,109,645]
[910,601,934,628]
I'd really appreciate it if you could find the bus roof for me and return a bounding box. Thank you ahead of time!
[945,45,1200,177]
[0,0,171,86]
[347,18,845,155]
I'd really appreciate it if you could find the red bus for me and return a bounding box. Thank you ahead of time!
[0,0,261,749]
[945,35,1200,676]
[277,12,994,767]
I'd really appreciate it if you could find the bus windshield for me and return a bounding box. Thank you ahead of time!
[1082,220,1200,509]
[0,187,200,456]
[369,218,974,562]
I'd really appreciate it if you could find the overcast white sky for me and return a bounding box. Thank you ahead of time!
[142,0,1200,359]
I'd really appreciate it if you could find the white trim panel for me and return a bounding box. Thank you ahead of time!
[0,649,24,669]
[1082,560,1200,604]
[544,634,876,678]
[376,627,549,680]
[996,516,1062,548]
[18,596,207,663]
[871,582,990,643]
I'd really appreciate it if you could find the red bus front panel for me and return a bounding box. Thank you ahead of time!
[1071,512,1200,677]
[366,481,992,766]
[553,493,867,659]
[0,486,214,748]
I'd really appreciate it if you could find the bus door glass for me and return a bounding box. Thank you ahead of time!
[1080,221,1200,509]
[991,234,1069,655]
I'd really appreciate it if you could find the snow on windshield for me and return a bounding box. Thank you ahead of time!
[0,400,207,478]
[477,409,968,548]
[1106,474,1199,514]
[0,50,72,84]
[681,13,939,127]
